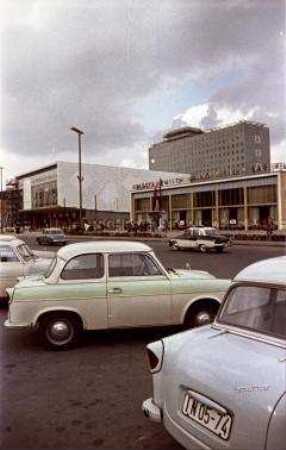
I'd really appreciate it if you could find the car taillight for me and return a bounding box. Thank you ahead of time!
[146,340,164,373]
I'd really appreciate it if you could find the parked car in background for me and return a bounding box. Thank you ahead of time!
[0,235,52,301]
[169,226,232,252]
[4,241,230,350]
[37,228,68,246]
[142,256,286,450]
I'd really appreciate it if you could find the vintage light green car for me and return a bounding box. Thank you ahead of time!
[4,241,230,350]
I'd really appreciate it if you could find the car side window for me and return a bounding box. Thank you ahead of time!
[0,246,20,262]
[108,253,163,277]
[61,253,104,280]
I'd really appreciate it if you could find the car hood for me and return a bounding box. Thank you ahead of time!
[26,257,51,275]
[170,269,217,280]
[162,325,286,449]
[33,250,56,258]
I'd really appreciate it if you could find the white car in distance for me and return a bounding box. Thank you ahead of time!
[0,235,52,301]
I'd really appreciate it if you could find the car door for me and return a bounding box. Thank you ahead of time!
[179,230,197,249]
[0,245,24,296]
[58,252,108,329]
[107,252,172,328]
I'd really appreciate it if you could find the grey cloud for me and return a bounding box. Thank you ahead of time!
[1,0,285,169]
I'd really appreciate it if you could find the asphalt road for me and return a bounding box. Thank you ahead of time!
[0,237,285,449]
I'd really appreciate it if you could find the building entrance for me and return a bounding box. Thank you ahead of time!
[201,209,212,227]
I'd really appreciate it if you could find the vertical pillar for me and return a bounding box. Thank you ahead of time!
[190,192,194,226]
[244,184,248,230]
[215,189,219,228]
[168,194,172,230]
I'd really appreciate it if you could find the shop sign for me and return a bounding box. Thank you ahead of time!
[132,176,187,191]
[31,170,57,186]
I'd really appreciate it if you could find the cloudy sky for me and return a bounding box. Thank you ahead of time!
[1,0,285,182]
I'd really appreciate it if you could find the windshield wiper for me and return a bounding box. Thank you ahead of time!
[167,267,177,273]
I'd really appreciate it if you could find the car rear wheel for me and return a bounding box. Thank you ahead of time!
[172,242,180,250]
[216,247,224,253]
[38,313,82,350]
[199,244,207,252]
[184,303,218,329]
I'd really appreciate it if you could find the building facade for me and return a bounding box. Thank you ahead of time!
[16,161,187,229]
[131,168,286,231]
[149,121,270,178]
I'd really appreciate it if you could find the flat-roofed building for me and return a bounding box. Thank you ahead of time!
[149,121,270,178]
[131,166,286,231]
[16,161,187,229]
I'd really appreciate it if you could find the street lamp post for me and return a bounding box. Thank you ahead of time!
[70,126,84,229]
[0,167,3,233]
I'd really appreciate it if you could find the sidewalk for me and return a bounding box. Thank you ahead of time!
[13,229,286,247]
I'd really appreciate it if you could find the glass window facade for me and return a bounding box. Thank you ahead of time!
[32,181,57,208]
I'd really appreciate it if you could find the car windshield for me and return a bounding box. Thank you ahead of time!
[218,285,286,339]
[47,229,63,235]
[44,256,58,278]
[17,243,35,261]
[204,228,218,236]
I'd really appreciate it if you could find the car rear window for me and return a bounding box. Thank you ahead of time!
[218,285,286,339]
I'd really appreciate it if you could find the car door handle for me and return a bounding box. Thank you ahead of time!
[108,287,123,294]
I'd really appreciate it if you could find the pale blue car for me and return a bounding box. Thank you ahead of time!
[143,256,286,450]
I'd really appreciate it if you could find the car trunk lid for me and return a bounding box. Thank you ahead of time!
[164,326,286,450]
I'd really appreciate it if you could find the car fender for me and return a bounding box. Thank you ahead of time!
[180,294,222,324]
[33,306,85,329]
[266,391,286,450]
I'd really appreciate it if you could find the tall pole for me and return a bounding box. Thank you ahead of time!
[0,167,3,233]
[70,126,84,229]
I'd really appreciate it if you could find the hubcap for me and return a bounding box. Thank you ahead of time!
[196,311,211,325]
[48,320,72,344]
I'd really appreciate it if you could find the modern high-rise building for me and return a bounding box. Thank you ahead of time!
[149,121,270,178]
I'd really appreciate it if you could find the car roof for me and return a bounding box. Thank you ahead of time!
[57,240,153,260]
[189,227,216,230]
[234,256,286,285]
[0,235,24,245]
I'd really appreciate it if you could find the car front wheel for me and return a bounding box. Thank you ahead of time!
[199,244,207,252]
[38,313,82,350]
[184,303,218,329]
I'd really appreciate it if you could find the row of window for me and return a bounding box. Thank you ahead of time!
[135,185,277,211]
[60,253,163,280]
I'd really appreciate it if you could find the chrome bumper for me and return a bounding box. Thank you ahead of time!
[4,319,32,330]
[142,398,162,423]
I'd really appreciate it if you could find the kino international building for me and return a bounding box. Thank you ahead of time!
[131,165,286,231]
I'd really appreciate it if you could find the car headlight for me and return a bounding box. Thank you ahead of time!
[146,340,164,374]
[6,287,14,304]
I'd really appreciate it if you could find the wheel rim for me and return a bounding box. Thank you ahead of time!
[46,319,74,346]
[200,245,207,252]
[195,310,212,326]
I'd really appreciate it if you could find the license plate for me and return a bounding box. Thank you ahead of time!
[182,391,232,440]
